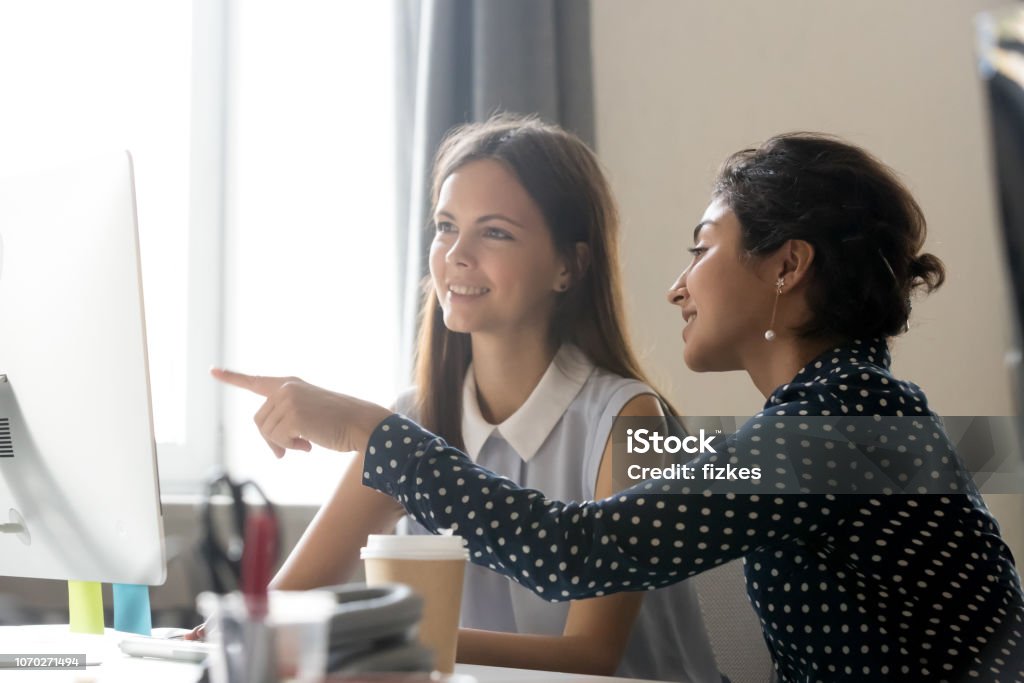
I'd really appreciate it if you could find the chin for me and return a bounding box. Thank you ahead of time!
[683,344,734,373]
[440,311,468,333]
[442,312,491,336]
[442,319,474,334]
[684,357,714,373]
[682,345,709,372]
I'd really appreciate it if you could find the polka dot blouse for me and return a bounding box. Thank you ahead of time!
[363,338,1024,682]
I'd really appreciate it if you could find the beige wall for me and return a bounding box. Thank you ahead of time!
[591,1,1024,558]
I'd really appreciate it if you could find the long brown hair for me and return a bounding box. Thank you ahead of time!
[413,113,665,449]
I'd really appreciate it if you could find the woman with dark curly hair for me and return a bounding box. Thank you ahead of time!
[223,133,1024,682]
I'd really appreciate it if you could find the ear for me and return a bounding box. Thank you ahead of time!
[554,242,591,292]
[771,239,815,290]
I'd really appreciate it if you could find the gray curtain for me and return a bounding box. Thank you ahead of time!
[394,0,595,383]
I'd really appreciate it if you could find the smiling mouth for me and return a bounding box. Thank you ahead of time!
[448,284,491,296]
[684,312,696,324]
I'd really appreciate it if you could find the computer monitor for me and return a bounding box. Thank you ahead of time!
[0,151,166,586]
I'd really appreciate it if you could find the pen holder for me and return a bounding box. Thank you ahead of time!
[199,590,336,683]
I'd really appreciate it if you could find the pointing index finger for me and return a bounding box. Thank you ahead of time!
[211,367,285,398]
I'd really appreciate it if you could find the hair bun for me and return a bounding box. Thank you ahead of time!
[908,252,946,294]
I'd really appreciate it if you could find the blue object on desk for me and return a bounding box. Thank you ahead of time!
[113,583,152,635]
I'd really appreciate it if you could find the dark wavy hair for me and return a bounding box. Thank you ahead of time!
[713,132,946,340]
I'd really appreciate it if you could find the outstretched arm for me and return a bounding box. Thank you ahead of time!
[206,369,825,600]
[362,413,814,600]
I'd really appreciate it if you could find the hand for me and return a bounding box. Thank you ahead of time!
[211,368,392,458]
[181,623,206,641]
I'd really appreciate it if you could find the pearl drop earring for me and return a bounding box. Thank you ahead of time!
[764,277,784,341]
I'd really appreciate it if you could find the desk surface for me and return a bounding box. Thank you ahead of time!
[0,625,202,681]
[0,626,662,683]
[455,664,662,683]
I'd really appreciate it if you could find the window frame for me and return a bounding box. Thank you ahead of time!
[156,0,230,492]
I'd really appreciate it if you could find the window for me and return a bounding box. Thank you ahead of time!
[0,1,196,469]
[222,0,399,503]
[0,1,400,502]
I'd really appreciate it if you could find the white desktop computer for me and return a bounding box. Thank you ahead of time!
[0,152,166,608]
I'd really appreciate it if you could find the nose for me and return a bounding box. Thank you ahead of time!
[445,234,474,268]
[666,270,687,307]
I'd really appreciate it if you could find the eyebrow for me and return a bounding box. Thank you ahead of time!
[693,220,714,243]
[436,210,525,229]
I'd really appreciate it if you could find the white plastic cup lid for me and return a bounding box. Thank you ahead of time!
[360,532,469,560]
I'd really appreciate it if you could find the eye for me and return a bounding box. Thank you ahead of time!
[483,227,514,240]
[435,221,457,234]
[687,246,708,258]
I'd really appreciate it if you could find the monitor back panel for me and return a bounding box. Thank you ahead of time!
[0,152,166,584]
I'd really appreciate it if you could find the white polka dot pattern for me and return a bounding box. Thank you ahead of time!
[364,338,1024,682]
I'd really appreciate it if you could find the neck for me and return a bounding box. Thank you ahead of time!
[744,334,843,400]
[470,331,559,424]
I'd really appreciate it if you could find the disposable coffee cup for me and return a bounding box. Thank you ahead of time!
[360,533,469,673]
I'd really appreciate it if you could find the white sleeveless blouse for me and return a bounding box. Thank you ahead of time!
[396,345,720,683]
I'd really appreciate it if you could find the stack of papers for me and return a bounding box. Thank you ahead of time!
[324,584,433,674]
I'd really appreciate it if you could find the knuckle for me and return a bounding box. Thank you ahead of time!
[281,379,303,394]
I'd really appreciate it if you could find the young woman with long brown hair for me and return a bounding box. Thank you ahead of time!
[215,115,719,682]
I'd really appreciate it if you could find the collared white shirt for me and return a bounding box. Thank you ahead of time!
[461,344,595,463]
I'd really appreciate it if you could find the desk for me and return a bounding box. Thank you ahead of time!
[0,626,662,683]
[0,625,204,682]
[455,664,662,683]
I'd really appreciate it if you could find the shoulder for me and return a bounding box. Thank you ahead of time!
[617,392,662,417]
[574,365,661,417]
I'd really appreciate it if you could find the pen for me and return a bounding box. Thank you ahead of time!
[239,509,278,682]
[240,509,278,618]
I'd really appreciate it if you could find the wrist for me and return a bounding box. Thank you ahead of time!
[352,402,393,453]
